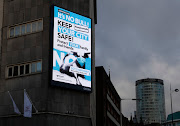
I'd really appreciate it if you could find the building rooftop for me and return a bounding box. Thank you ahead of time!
[167,111,180,121]
[136,78,164,86]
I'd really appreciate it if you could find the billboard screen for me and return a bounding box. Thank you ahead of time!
[51,6,91,92]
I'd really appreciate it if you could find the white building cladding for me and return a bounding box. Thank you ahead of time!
[136,78,166,125]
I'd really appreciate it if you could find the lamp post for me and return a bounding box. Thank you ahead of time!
[120,98,142,126]
[170,84,179,126]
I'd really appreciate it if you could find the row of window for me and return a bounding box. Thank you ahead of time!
[141,102,162,105]
[138,85,162,89]
[107,88,120,109]
[9,19,43,38]
[107,101,120,123]
[7,60,42,78]
[141,108,159,110]
[143,84,162,87]
[142,113,160,117]
[107,117,117,126]
[141,95,162,99]
[138,89,162,93]
[141,110,161,113]
[147,120,160,123]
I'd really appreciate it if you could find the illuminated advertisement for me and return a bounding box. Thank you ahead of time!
[51,6,91,92]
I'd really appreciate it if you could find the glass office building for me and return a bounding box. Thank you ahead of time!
[136,78,166,125]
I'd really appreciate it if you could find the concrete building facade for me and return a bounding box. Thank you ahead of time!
[0,0,3,72]
[136,78,166,125]
[0,0,96,126]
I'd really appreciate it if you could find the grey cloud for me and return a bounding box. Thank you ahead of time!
[96,0,180,118]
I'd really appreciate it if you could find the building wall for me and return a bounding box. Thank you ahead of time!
[90,0,96,125]
[0,113,92,126]
[136,78,166,125]
[0,0,3,45]
[0,0,96,126]
[96,66,121,126]
[0,0,4,86]
[96,66,105,126]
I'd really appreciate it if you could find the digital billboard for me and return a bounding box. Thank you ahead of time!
[51,6,92,92]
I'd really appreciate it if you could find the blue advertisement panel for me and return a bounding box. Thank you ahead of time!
[52,6,91,92]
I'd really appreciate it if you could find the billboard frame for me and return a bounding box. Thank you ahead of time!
[49,5,92,93]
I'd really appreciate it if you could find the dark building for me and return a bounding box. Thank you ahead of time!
[0,0,97,126]
[96,66,121,126]
[133,111,138,124]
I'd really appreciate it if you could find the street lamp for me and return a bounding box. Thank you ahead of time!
[120,98,142,126]
[170,84,179,126]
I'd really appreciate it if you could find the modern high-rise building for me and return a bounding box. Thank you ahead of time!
[136,78,166,125]
[0,0,97,126]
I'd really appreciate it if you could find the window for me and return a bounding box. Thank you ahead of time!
[21,25,26,35]
[13,66,18,76]
[26,23,31,33]
[31,63,36,73]
[6,60,42,78]
[20,65,24,75]
[32,22,37,32]
[10,28,14,37]
[25,64,30,74]
[9,19,43,38]
[38,20,43,31]
[36,61,42,72]
[8,67,13,77]
[15,26,20,36]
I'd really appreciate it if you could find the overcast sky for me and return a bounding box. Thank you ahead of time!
[95,0,180,119]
